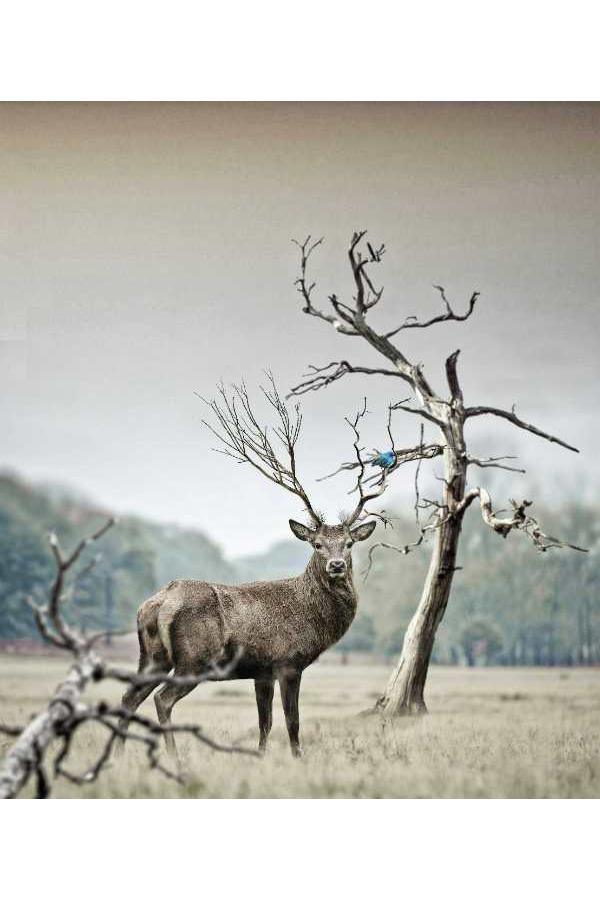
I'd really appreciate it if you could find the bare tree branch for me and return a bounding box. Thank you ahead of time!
[291,232,444,414]
[457,488,588,552]
[347,229,386,314]
[467,455,526,474]
[319,441,444,485]
[362,498,452,579]
[465,405,579,453]
[341,399,389,526]
[445,349,464,403]
[52,701,255,789]
[384,287,479,339]
[100,648,244,688]
[287,360,403,398]
[293,236,359,335]
[363,534,426,579]
[389,396,444,426]
[42,518,117,651]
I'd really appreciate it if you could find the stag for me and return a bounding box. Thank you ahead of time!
[119,379,389,757]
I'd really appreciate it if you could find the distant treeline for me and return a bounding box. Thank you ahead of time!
[0,473,235,641]
[0,472,598,666]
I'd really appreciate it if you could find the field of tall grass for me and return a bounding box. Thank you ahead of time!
[1,654,599,798]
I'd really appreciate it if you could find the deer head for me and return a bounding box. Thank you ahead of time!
[288,519,376,579]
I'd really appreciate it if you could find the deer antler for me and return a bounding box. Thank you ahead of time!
[199,372,322,527]
[342,399,389,527]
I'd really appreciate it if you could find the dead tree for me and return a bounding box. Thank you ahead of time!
[0,520,255,799]
[290,232,587,716]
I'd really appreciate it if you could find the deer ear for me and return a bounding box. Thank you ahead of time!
[350,520,376,542]
[289,519,314,542]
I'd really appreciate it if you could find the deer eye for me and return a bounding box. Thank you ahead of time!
[345,541,354,549]
[314,541,323,550]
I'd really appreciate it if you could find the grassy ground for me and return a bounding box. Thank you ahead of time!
[1,653,599,798]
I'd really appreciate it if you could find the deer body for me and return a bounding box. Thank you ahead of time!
[157,561,358,678]
[121,521,374,756]
[119,377,382,757]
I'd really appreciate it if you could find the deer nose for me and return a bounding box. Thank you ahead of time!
[327,559,346,575]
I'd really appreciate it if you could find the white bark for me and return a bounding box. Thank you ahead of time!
[0,654,97,799]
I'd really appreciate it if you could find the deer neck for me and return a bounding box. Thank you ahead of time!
[302,553,358,645]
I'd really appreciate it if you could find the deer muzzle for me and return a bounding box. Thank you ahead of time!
[326,559,347,578]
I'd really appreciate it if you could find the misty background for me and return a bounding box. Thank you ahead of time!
[1,102,599,558]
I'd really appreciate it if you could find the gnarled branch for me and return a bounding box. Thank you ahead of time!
[458,488,588,552]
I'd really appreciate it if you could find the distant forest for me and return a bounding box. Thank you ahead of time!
[0,472,597,666]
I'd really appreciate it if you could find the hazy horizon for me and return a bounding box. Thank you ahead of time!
[2,102,599,554]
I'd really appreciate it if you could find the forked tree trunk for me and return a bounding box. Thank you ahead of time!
[376,423,467,716]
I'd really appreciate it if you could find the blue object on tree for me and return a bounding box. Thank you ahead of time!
[371,450,396,468]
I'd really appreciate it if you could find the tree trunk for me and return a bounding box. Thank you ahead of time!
[375,419,467,716]
[375,513,464,714]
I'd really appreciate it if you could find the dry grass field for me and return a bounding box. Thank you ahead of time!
[1,653,599,799]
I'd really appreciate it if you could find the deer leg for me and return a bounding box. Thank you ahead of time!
[154,680,196,758]
[116,679,161,754]
[278,670,302,758]
[115,646,170,754]
[254,678,275,753]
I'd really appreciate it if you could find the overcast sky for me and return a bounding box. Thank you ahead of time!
[1,102,599,556]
